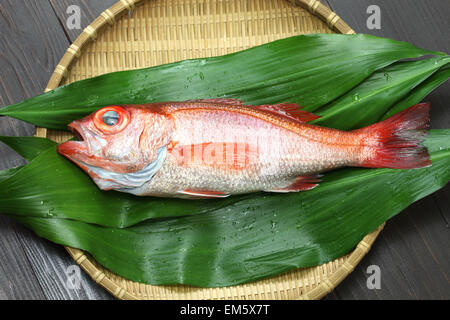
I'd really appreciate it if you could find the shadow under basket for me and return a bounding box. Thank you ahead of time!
[35,0,384,300]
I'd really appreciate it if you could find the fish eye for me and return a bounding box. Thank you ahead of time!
[93,106,130,134]
[102,110,119,126]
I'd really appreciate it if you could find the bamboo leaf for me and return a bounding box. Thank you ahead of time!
[311,56,450,130]
[0,137,56,183]
[0,167,22,183]
[11,130,450,287]
[382,64,450,119]
[0,34,443,130]
[0,136,56,162]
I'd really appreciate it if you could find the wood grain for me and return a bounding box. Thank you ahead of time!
[48,0,118,42]
[0,0,448,300]
[0,0,112,300]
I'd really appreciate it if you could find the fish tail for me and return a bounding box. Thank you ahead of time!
[356,103,431,169]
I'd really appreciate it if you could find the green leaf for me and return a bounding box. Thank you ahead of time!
[0,34,442,130]
[311,56,450,130]
[0,136,56,183]
[0,136,56,162]
[0,167,22,183]
[11,130,450,287]
[382,64,450,119]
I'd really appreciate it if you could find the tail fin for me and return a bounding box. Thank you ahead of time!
[357,103,431,169]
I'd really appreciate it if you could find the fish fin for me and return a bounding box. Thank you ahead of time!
[185,99,320,123]
[178,189,230,198]
[185,98,244,106]
[356,103,431,169]
[252,103,320,123]
[266,175,321,193]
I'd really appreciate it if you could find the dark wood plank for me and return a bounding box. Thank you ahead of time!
[0,0,68,300]
[0,0,112,300]
[49,0,118,42]
[0,216,46,299]
[325,0,450,300]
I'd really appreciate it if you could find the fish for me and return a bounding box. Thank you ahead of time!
[57,99,431,198]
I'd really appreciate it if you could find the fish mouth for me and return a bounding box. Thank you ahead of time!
[58,121,133,176]
[69,122,85,142]
[57,121,90,162]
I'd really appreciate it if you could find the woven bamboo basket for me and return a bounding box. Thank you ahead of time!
[34,0,384,300]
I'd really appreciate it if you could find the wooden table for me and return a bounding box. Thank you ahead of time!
[0,0,448,300]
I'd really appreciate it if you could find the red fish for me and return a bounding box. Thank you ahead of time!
[57,99,430,198]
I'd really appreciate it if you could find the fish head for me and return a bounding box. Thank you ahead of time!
[57,105,172,191]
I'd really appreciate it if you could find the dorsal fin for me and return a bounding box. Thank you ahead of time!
[186,98,244,106]
[253,103,320,123]
[183,99,320,123]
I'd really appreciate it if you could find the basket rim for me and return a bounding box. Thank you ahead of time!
[35,0,383,300]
